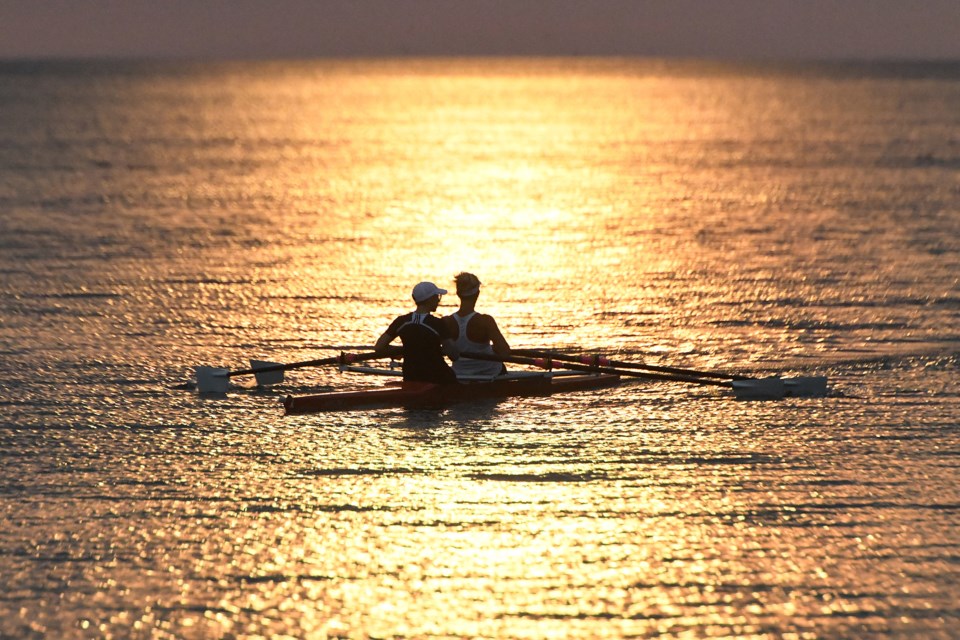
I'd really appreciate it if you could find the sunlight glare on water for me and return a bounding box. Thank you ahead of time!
[0,59,957,638]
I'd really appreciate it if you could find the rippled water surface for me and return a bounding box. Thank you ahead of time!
[1,58,958,638]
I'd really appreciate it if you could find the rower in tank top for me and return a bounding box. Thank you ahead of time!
[442,272,511,379]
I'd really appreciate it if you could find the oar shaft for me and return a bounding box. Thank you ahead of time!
[461,352,731,387]
[517,349,749,381]
[228,356,336,377]
[228,350,390,377]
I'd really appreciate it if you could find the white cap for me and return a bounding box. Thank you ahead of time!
[412,281,447,302]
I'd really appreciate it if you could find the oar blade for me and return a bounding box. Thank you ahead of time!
[783,376,829,398]
[250,360,285,387]
[731,377,786,400]
[730,376,829,400]
[196,366,230,394]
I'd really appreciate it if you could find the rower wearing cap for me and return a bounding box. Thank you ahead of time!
[443,272,511,380]
[375,281,459,384]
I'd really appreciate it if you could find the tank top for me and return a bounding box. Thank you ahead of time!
[450,312,505,379]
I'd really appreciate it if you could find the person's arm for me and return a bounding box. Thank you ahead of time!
[374,320,398,355]
[440,318,460,360]
[441,338,460,361]
[440,314,458,339]
[435,316,460,361]
[485,315,511,356]
[374,331,394,354]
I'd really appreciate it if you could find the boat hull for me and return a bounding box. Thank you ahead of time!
[283,373,620,415]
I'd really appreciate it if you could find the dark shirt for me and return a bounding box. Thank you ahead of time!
[383,312,458,384]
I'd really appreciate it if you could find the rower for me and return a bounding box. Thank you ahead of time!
[375,281,459,384]
[442,272,511,380]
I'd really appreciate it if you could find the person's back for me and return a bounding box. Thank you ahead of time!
[376,282,458,384]
[392,311,458,383]
[443,273,510,379]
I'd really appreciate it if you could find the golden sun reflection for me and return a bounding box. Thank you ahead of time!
[4,57,958,639]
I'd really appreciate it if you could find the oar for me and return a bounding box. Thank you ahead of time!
[195,350,390,393]
[515,348,828,398]
[515,348,749,380]
[463,351,730,386]
[461,351,797,400]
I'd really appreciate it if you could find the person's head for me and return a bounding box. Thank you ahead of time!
[454,272,481,299]
[411,281,447,310]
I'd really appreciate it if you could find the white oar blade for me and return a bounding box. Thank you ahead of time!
[250,360,285,386]
[731,377,786,400]
[783,376,829,397]
[196,366,230,394]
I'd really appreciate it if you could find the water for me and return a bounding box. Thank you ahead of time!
[1,58,958,638]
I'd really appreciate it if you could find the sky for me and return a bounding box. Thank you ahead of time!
[1,0,959,61]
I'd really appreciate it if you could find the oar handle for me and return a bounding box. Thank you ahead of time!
[460,351,731,387]
[516,349,749,381]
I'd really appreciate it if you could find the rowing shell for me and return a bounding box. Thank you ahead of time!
[283,372,621,415]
